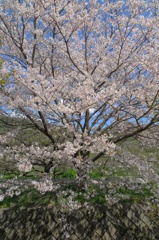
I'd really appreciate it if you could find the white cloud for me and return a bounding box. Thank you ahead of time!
[9,111,26,118]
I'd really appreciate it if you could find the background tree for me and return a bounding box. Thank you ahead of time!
[0,0,159,191]
[0,36,9,86]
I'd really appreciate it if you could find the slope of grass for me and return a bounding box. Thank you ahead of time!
[0,116,159,207]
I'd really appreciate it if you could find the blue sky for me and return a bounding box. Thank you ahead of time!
[0,0,158,129]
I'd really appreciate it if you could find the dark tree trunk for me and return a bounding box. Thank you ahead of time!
[44,160,53,173]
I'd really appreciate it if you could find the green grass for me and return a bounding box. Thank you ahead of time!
[60,168,77,178]
[0,188,57,208]
[88,169,103,178]
[0,173,18,180]
[117,185,155,202]
[0,180,156,208]
[0,119,159,207]
[88,166,139,178]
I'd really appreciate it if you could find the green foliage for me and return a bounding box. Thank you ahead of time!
[0,173,18,180]
[0,59,9,87]
[0,36,10,87]
[117,183,156,203]
[60,169,77,179]
[88,169,103,178]
[88,166,139,178]
[0,180,157,208]
[0,188,57,208]
[74,190,106,205]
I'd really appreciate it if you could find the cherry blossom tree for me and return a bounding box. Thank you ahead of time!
[0,0,159,196]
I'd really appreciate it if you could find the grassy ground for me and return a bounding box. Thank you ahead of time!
[0,118,159,207]
[0,145,158,208]
[0,184,157,208]
[0,179,156,208]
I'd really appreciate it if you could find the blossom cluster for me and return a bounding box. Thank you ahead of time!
[0,0,159,201]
